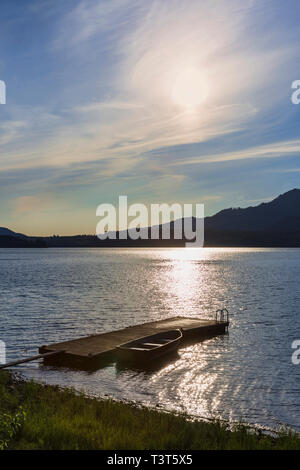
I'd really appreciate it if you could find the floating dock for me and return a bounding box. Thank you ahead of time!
[39,315,229,369]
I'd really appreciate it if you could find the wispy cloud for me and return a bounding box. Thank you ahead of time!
[1,0,300,233]
[0,120,27,146]
[13,195,44,214]
[53,0,138,49]
[172,140,300,166]
[3,0,296,175]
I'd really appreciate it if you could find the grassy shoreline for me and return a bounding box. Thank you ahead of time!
[0,370,299,450]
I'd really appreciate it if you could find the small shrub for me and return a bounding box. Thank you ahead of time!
[0,407,26,450]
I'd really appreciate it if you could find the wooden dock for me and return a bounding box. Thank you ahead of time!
[39,316,229,369]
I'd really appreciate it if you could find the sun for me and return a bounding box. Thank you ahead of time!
[171,67,208,109]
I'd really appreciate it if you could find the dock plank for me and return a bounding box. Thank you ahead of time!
[39,316,228,363]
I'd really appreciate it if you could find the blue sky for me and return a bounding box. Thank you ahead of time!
[0,0,300,235]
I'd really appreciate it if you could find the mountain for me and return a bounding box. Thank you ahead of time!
[0,227,26,238]
[1,189,300,247]
[205,189,300,232]
[0,227,46,247]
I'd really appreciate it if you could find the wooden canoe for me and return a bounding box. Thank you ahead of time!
[116,329,182,362]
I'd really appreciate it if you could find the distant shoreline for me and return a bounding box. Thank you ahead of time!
[2,230,300,248]
[2,240,300,249]
[2,189,300,248]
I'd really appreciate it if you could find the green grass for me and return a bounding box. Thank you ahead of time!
[0,370,299,450]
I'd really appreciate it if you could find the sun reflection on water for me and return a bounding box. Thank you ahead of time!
[148,343,222,419]
[156,248,219,318]
[146,248,232,417]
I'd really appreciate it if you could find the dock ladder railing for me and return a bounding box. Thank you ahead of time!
[215,308,229,326]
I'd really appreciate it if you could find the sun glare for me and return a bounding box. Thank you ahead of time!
[171,67,208,109]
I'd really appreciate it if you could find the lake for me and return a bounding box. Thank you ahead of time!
[0,247,299,431]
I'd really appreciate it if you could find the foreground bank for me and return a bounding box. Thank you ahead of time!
[0,371,299,450]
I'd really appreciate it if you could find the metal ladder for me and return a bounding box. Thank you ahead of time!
[215,308,229,330]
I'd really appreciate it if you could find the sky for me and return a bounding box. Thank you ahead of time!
[1,0,300,235]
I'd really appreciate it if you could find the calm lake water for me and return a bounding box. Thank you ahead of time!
[0,248,299,431]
